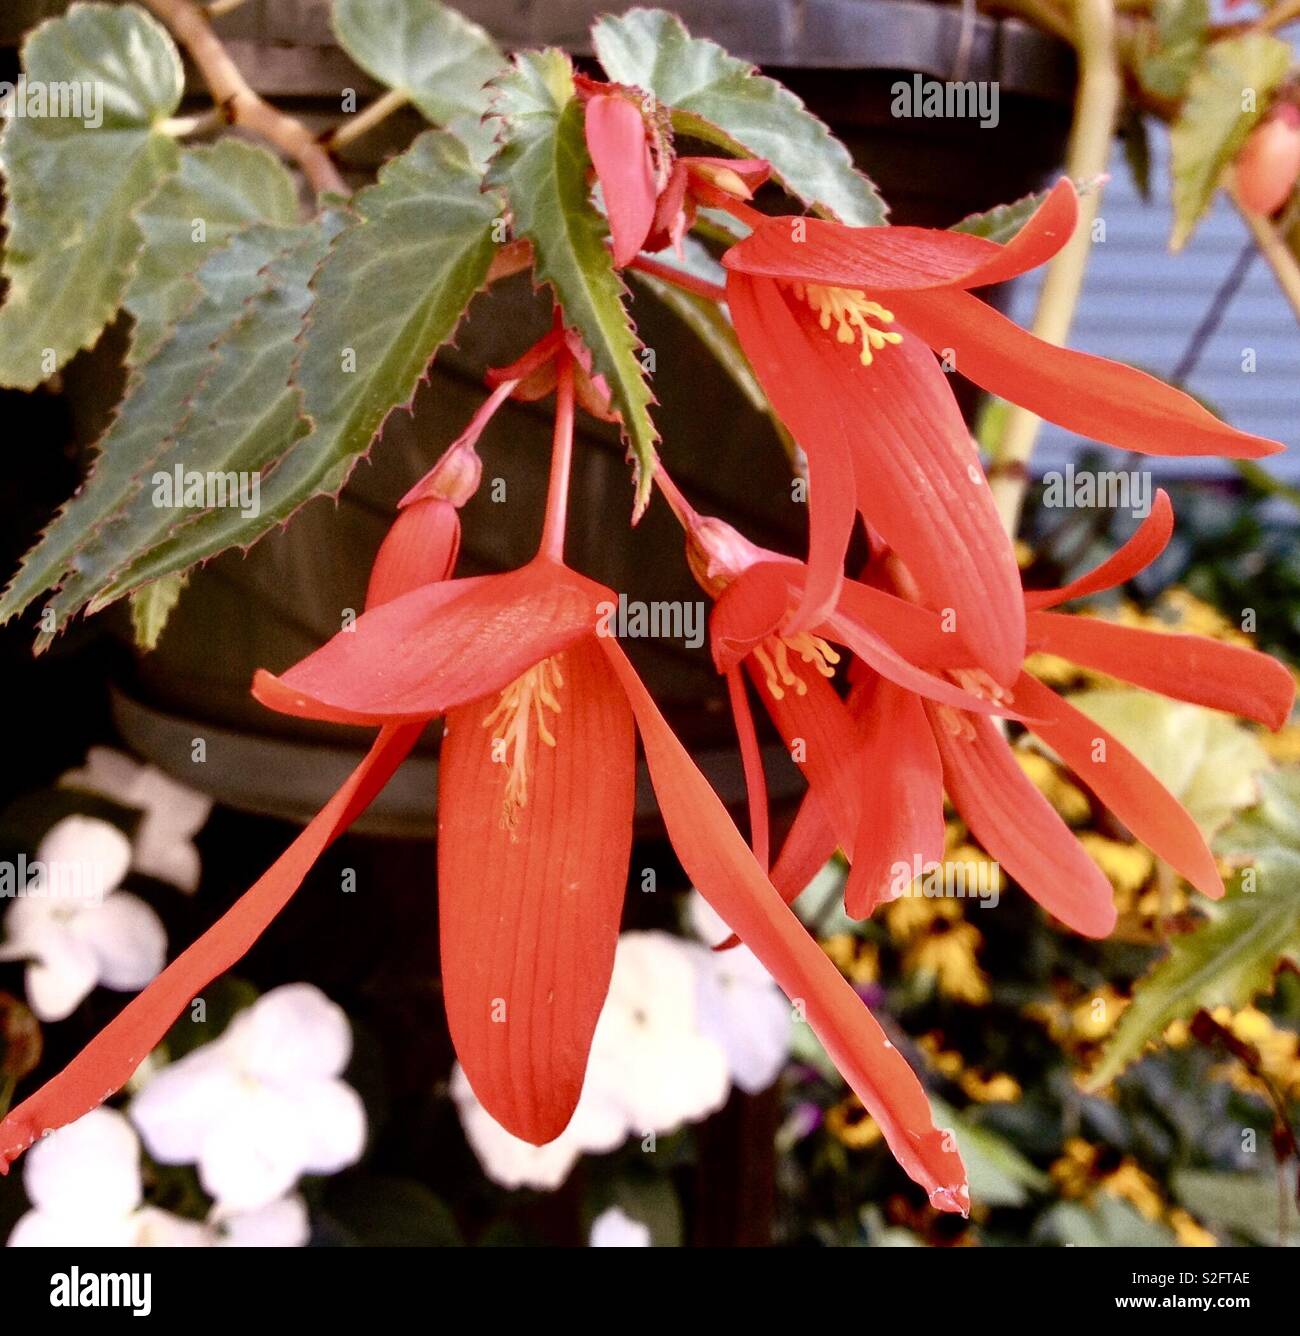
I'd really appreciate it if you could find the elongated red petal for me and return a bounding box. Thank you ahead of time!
[585,93,657,267]
[1015,674,1223,898]
[722,180,1077,291]
[726,666,771,872]
[770,792,839,903]
[598,638,969,1212]
[890,289,1284,459]
[439,636,634,1145]
[1029,611,1296,730]
[928,706,1117,937]
[0,723,423,1170]
[253,560,608,726]
[844,677,946,918]
[1023,492,1173,611]
[725,271,852,630]
[365,498,461,609]
[747,659,862,863]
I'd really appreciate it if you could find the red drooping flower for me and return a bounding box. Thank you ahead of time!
[717,180,1284,671]
[759,491,1294,934]
[0,348,971,1212]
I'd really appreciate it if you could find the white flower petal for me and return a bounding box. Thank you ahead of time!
[227,983,352,1082]
[23,1108,141,1217]
[79,891,166,992]
[36,815,132,899]
[9,1209,138,1247]
[133,1207,212,1248]
[195,1087,307,1212]
[130,1049,245,1164]
[25,932,100,1022]
[694,944,791,1095]
[213,1195,309,1248]
[589,1206,652,1247]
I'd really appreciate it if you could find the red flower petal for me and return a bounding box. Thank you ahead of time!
[439,636,634,1144]
[889,289,1284,459]
[252,560,608,726]
[726,666,771,872]
[1023,492,1173,611]
[0,723,423,1170]
[584,93,657,267]
[364,498,461,609]
[843,677,946,918]
[1029,611,1296,731]
[598,638,969,1212]
[928,706,1117,937]
[725,271,1024,679]
[1014,674,1223,899]
[769,793,839,903]
[722,180,1076,291]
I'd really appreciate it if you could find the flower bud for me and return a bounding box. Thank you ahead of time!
[1234,104,1300,216]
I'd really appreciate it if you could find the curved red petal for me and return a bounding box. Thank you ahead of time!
[843,678,946,918]
[770,792,840,903]
[0,723,423,1170]
[721,180,1076,291]
[365,498,461,609]
[1015,674,1223,899]
[1023,492,1174,611]
[585,93,657,267]
[928,705,1117,937]
[1029,611,1296,731]
[726,666,771,872]
[890,289,1284,459]
[253,561,608,726]
[726,271,1024,678]
[439,636,634,1145]
[599,638,969,1212]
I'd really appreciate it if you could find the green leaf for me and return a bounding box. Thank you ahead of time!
[1037,1196,1177,1247]
[128,570,187,651]
[330,0,504,160]
[324,1175,462,1247]
[0,2,184,387]
[1139,0,1210,101]
[123,140,299,364]
[930,1098,1050,1208]
[0,221,299,627]
[951,190,1050,244]
[1169,32,1292,250]
[593,8,886,226]
[1085,770,1300,1090]
[87,130,498,605]
[487,50,659,512]
[1172,1169,1300,1246]
[1120,103,1153,202]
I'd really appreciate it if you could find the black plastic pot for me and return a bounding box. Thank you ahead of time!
[88,0,1076,833]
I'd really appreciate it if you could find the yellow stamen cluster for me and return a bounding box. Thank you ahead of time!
[752,632,840,699]
[794,283,904,365]
[481,655,565,832]
[935,669,1015,743]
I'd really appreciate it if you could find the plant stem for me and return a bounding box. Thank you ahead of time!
[325,87,411,152]
[540,357,576,562]
[628,254,727,303]
[988,0,1121,538]
[140,0,348,196]
[1232,187,1300,328]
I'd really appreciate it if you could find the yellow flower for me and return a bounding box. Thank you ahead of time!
[1260,722,1300,764]
[960,1070,1022,1103]
[1078,833,1154,898]
[905,920,991,1005]
[1103,1162,1165,1222]
[1050,1137,1096,1198]
[1051,1138,1164,1221]
[1024,649,1084,688]
[1070,985,1129,1042]
[884,892,960,945]
[1015,750,1091,824]
[1169,1208,1217,1248]
[821,934,880,985]
[917,1032,965,1079]
[826,1096,882,1149]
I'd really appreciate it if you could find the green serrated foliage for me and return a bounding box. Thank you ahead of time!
[950,190,1050,244]
[0,2,184,387]
[44,219,335,631]
[123,139,299,364]
[1085,770,1300,1090]
[1170,32,1292,250]
[1139,0,1210,101]
[128,569,187,650]
[488,50,658,512]
[0,222,297,628]
[85,131,498,605]
[330,0,505,160]
[593,8,886,226]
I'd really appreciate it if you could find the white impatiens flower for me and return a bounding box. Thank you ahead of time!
[453,931,729,1190]
[688,892,792,1094]
[0,816,166,1021]
[589,1206,652,1247]
[130,983,366,1212]
[7,1108,206,1248]
[61,747,212,893]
